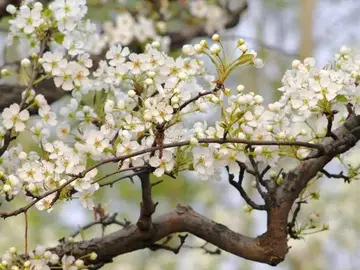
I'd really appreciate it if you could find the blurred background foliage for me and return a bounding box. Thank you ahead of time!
[2,0,360,269]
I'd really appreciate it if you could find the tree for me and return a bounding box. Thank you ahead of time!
[0,1,359,269]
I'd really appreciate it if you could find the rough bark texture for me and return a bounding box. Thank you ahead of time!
[48,115,360,268]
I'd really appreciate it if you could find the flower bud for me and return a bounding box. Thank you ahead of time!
[34,2,43,9]
[254,95,263,104]
[35,245,45,255]
[300,129,307,136]
[89,252,98,260]
[24,261,31,267]
[9,247,16,254]
[210,44,221,55]
[171,96,179,104]
[237,96,246,105]
[236,84,245,92]
[3,184,12,192]
[147,71,155,78]
[156,21,166,33]
[127,90,136,98]
[21,58,31,68]
[340,45,350,55]
[151,41,160,48]
[212,34,220,41]
[253,58,264,68]
[292,59,301,69]
[6,4,16,15]
[244,205,253,213]
[200,40,208,47]
[322,223,330,230]
[44,251,52,259]
[144,113,152,121]
[1,68,10,77]
[182,44,194,56]
[11,266,19,270]
[277,132,286,140]
[178,72,187,80]
[75,260,84,268]
[50,254,59,264]
[18,151,27,160]
[144,78,153,86]
[194,44,203,53]
[239,44,247,53]
[190,137,198,146]
[237,38,245,46]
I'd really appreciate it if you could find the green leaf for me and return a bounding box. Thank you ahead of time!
[94,90,108,123]
[54,33,65,44]
[336,95,348,103]
[236,54,254,65]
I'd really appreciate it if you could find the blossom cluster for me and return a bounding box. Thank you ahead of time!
[103,12,170,51]
[1,0,360,222]
[0,245,97,270]
[7,0,101,55]
[189,0,229,34]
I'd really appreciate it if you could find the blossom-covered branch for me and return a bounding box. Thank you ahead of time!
[1,0,360,269]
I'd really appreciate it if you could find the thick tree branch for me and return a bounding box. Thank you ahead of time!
[136,172,158,231]
[50,204,287,267]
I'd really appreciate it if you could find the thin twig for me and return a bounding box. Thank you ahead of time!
[246,146,268,200]
[287,200,307,239]
[321,169,350,183]
[226,166,267,211]
[149,234,189,254]
[174,83,223,113]
[69,213,129,239]
[24,211,28,254]
[99,170,147,188]
[93,166,148,184]
[183,242,222,255]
